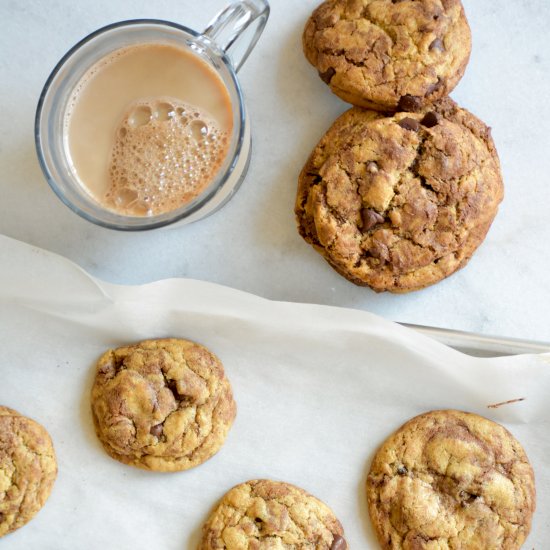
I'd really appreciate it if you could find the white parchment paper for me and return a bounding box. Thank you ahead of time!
[0,235,548,549]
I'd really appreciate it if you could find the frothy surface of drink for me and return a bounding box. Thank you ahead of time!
[65,43,233,217]
[106,98,229,216]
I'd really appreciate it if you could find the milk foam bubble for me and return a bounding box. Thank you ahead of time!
[104,98,230,216]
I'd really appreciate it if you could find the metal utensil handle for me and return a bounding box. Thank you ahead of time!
[203,0,270,72]
[403,323,550,357]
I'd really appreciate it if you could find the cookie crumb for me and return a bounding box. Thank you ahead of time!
[487,397,526,409]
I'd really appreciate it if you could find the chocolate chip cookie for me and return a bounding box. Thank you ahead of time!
[91,338,236,472]
[367,410,536,549]
[199,479,347,549]
[303,0,471,111]
[0,406,57,537]
[296,98,503,293]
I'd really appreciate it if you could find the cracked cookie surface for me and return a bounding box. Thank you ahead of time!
[366,410,536,550]
[91,338,236,472]
[296,98,503,293]
[199,479,348,549]
[303,0,471,110]
[0,406,57,537]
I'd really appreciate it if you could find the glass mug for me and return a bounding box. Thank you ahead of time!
[35,1,270,230]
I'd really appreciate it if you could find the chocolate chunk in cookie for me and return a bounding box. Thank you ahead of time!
[303,0,472,110]
[199,480,347,549]
[296,98,504,293]
[0,406,57,537]
[91,338,236,472]
[366,410,536,549]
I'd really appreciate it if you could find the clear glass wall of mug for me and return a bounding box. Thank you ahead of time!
[36,1,270,230]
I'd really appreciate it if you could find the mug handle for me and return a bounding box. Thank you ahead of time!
[202,0,270,72]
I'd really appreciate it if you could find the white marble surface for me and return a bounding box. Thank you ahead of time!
[1,0,549,342]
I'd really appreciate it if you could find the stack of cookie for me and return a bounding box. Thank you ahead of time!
[296,0,504,293]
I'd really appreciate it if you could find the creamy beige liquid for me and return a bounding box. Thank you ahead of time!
[65,43,233,216]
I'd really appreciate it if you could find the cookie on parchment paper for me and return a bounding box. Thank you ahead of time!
[366,410,536,549]
[199,479,348,549]
[0,406,57,537]
[296,98,503,293]
[303,0,472,111]
[91,338,236,472]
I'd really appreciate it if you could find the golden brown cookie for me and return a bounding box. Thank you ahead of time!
[366,410,536,549]
[303,0,472,111]
[91,338,236,472]
[296,98,504,293]
[199,479,348,549]
[0,406,57,537]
